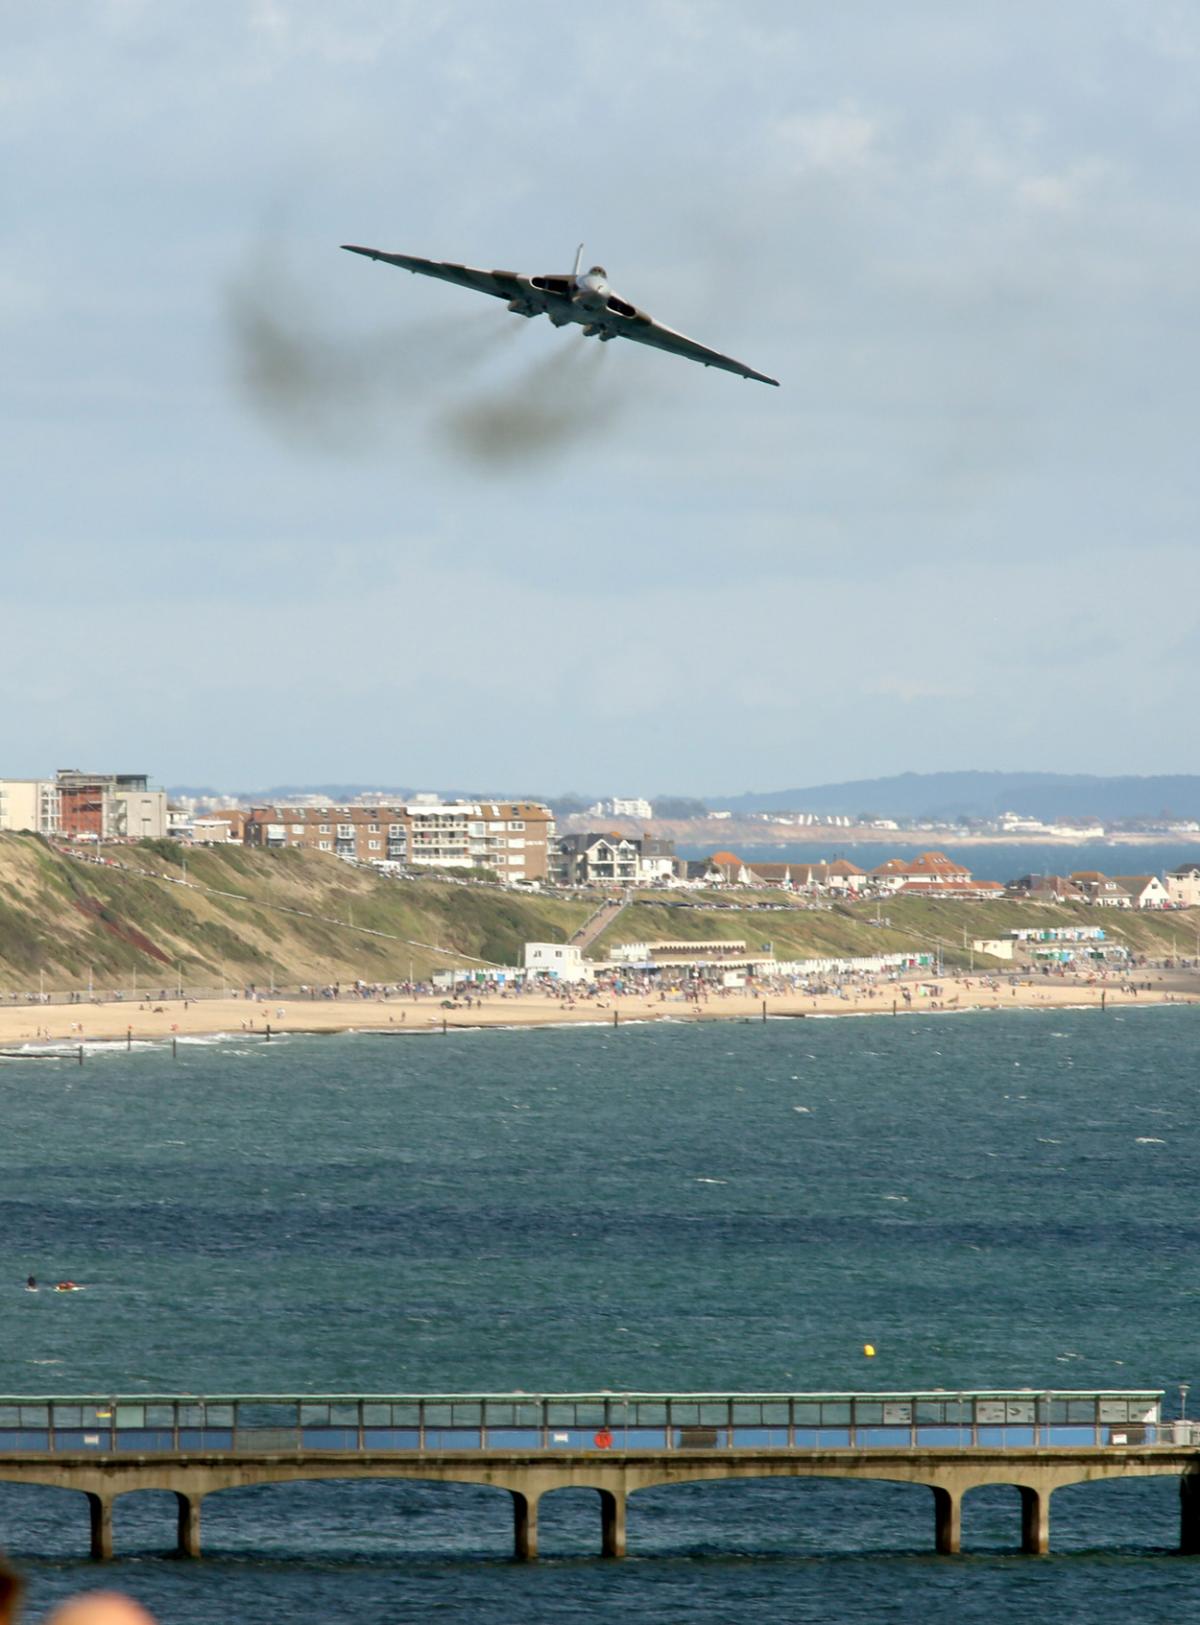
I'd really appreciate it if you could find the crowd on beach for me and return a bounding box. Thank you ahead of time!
[0,957,1196,1049]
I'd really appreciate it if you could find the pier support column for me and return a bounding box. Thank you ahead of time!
[932,1486,961,1555]
[512,1489,539,1561]
[87,1493,113,1562]
[1020,1486,1050,1555]
[175,1491,202,1558]
[1180,1473,1200,1553]
[599,1488,626,1558]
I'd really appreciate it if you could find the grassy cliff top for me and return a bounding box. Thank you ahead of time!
[0,835,1194,994]
[0,835,590,991]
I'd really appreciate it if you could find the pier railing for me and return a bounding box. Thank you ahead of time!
[0,1390,1181,1455]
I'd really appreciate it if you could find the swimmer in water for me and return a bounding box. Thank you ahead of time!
[25,1276,37,1291]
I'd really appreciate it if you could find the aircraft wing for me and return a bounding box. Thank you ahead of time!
[608,309,779,386]
[341,245,526,302]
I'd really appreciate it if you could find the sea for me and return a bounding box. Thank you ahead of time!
[2,1007,1199,1622]
[676,840,1199,883]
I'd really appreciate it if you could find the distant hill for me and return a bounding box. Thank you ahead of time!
[711,772,1200,822]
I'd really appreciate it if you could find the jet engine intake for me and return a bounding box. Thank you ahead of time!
[506,297,540,318]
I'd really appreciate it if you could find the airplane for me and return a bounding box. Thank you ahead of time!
[341,242,779,387]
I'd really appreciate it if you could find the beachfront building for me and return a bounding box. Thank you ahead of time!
[1008,874,1086,902]
[1167,863,1200,908]
[638,835,680,883]
[245,799,555,881]
[55,770,168,841]
[777,858,866,894]
[0,771,166,840]
[554,832,641,886]
[0,778,59,834]
[523,942,593,981]
[870,852,1005,899]
[1070,872,1134,907]
[687,854,867,893]
[189,809,249,844]
[1112,875,1171,908]
[604,938,778,978]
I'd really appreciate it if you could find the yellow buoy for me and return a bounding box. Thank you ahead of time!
[863,1343,876,1358]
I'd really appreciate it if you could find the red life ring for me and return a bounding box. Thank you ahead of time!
[593,1427,613,1450]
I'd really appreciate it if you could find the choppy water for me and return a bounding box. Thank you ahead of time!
[2,1007,1199,1621]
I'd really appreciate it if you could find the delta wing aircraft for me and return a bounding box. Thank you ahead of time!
[341,243,779,386]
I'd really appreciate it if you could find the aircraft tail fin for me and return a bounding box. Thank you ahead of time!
[573,243,584,277]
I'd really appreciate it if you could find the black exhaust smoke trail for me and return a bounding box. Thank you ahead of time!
[225,258,634,468]
[438,339,627,469]
[225,264,518,455]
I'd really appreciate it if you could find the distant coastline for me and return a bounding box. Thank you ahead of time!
[564,815,1200,854]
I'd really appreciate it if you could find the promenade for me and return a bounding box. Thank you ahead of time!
[2,1390,1196,1561]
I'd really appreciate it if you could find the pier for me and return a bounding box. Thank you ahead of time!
[1,1389,1196,1561]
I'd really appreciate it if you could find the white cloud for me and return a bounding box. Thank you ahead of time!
[773,106,883,175]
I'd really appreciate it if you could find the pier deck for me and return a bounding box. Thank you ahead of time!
[1,1389,1194,1560]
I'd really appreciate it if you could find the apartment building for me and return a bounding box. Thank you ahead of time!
[553,831,681,886]
[0,771,167,839]
[244,800,555,881]
[0,779,58,833]
[554,832,641,886]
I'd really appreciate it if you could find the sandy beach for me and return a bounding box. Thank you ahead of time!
[0,974,1196,1050]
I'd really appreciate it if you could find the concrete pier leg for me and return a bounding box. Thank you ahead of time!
[1020,1486,1050,1555]
[599,1488,627,1558]
[175,1491,202,1558]
[512,1490,539,1561]
[932,1486,961,1555]
[1180,1473,1200,1553]
[87,1493,113,1562]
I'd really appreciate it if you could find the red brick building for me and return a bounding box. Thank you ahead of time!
[244,800,555,881]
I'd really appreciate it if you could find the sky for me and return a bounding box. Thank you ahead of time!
[3,0,1199,797]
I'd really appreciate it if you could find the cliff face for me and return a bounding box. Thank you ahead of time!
[0,835,590,993]
[0,834,1193,998]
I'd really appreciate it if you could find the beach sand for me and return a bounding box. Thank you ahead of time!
[0,975,1195,1050]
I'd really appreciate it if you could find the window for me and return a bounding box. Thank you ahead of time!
[319,841,331,851]
[368,823,379,833]
[368,840,381,851]
[319,824,331,834]
[291,824,304,835]
[337,825,354,838]
[509,821,525,831]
